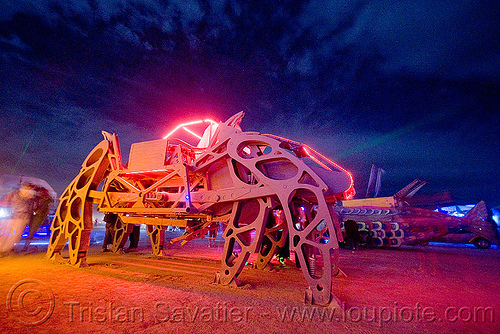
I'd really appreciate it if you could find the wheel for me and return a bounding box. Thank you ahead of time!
[473,237,491,249]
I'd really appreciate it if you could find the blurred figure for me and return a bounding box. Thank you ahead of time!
[0,184,37,253]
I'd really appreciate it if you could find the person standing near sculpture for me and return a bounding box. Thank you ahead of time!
[344,219,361,251]
[102,213,118,252]
[127,224,140,251]
[207,222,219,247]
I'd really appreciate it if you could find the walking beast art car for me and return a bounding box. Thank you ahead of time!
[47,112,355,306]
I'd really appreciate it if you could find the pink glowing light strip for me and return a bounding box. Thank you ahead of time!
[121,169,169,175]
[182,126,202,140]
[302,146,331,170]
[163,119,218,140]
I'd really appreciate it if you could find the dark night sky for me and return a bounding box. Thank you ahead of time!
[0,1,499,207]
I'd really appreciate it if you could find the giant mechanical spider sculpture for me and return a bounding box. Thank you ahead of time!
[47,112,354,307]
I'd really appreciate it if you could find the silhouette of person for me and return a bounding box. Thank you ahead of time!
[207,222,219,247]
[102,213,118,252]
[344,220,360,251]
[127,225,140,251]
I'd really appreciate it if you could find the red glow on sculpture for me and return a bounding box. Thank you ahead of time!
[263,133,355,200]
[163,119,218,140]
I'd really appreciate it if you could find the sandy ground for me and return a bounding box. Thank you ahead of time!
[0,227,499,334]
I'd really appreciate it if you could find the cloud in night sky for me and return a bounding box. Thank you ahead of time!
[0,0,499,206]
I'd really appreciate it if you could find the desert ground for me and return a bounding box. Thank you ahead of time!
[1,226,499,334]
